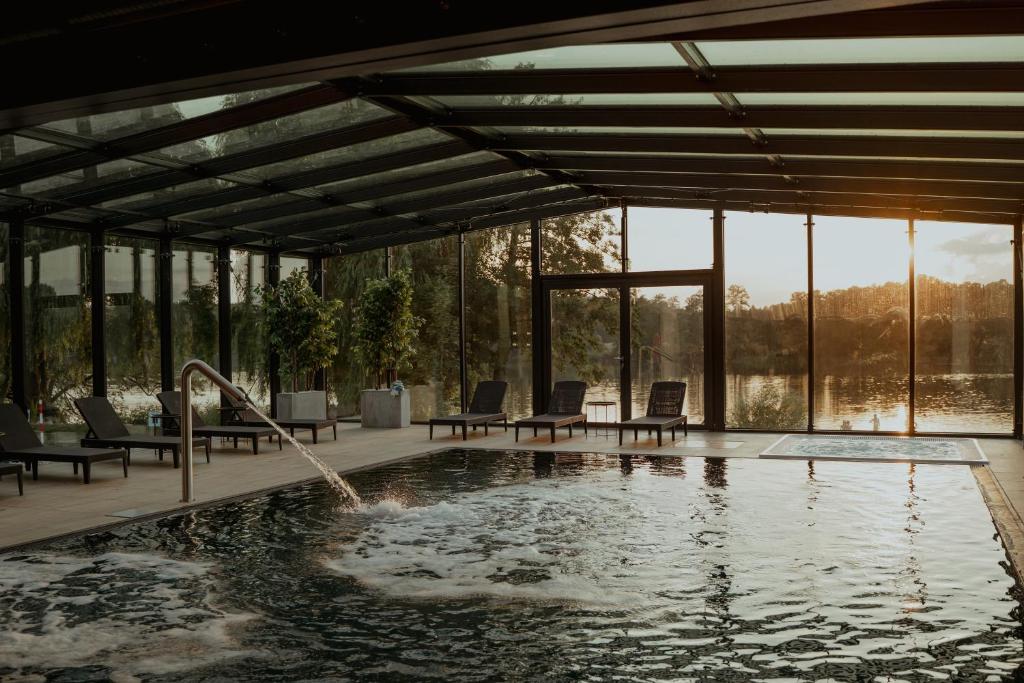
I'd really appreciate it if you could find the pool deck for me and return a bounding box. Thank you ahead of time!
[2,425,1024,571]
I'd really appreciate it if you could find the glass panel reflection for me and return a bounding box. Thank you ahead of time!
[627,207,712,272]
[231,249,269,411]
[172,244,219,415]
[542,209,621,274]
[550,288,620,418]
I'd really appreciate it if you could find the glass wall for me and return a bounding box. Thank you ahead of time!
[725,213,808,429]
[550,288,620,416]
[231,249,268,409]
[325,250,384,417]
[542,208,622,274]
[0,222,9,403]
[172,244,219,413]
[627,207,713,272]
[279,256,307,281]
[105,236,161,430]
[465,225,532,420]
[24,226,91,440]
[393,237,460,420]
[275,255,309,394]
[915,222,1014,433]
[814,217,910,431]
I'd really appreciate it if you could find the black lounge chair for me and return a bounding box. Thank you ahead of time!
[220,392,337,444]
[0,461,24,495]
[75,396,208,469]
[617,381,688,447]
[429,380,509,440]
[157,391,280,454]
[515,381,588,443]
[0,404,127,484]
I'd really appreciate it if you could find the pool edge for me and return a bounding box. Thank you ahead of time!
[973,464,1024,585]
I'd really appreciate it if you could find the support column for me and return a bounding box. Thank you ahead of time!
[268,251,281,418]
[158,237,173,391]
[383,246,392,277]
[90,228,106,397]
[458,232,468,413]
[908,218,916,434]
[217,245,232,392]
[710,208,726,431]
[806,213,815,433]
[8,218,25,411]
[309,255,327,392]
[530,218,544,414]
[619,202,631,421]
[1015,216,1023,438]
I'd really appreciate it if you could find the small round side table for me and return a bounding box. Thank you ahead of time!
[586,400,617,438]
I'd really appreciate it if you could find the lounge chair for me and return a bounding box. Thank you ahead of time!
[515,381,587,443]
[0,404,127,484]
[616,381,688,447]
[156,391,280,454]
[219,391,337,444]
[0,461,24,495]
[429,380,509,440]
[75,396,208,469]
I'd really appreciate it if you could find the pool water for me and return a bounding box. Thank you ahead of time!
[2,450,1022,681]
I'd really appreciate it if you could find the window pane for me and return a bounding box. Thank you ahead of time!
[915,222,1014,433]
[435,93,719,107]
[725,213,808,429]
[402,43,685,72]
[542,208,622,274]
[631,285,705,425]
[0,222,9,402]
[550,288,620,416]
[24,226,91,442]
[231,249,269,411]
[465,224,533,420]
[105,236,161,430]
[172,244,219,413]
[325,251,385,417]
[393,238,460,421]
[813,217,909,431]
[627,207,713,271]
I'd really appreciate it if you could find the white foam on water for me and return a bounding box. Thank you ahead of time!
[0,551,258,679]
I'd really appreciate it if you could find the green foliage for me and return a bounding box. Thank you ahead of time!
[353,269,422,388]
[259,270,344,392]
[729,383,805,429]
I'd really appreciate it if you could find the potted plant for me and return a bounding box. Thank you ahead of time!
[353,270,421,428]
[259,269,344,420]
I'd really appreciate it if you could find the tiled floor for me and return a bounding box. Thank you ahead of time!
[1,425,1021,561]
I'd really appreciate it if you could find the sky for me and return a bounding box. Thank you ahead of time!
[627,208,1013,307]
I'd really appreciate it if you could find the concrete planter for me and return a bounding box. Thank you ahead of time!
[276,390,328,420]
[360,389,410,428]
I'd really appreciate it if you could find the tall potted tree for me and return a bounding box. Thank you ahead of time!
[353,270,421,428]
[260,270,344,419]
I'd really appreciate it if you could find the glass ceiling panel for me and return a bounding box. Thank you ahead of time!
[422,184,575,219]
[100,177,240,211]
[0,134,72,169]
[737,92,1024,107]
[151,98,392,164]
[697,36,1024,66]
[36,84,312,141]
[400,43,685,72]
[177,191,316,222]
[15,158,160,196]
[315,150,502,196]
[348,171,528,209]
[491,126,744,136]
[241,128,451,180]
[763,128,1024,139]
[433,93,719,107]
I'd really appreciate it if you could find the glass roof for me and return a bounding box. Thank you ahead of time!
[401,43,686,72]
[314,151,502,196]
[100,177,239,211]
[432,93,720,107]
[490,126,744,136]
[0,135,71,169]
[13,158,159,196]
[736,92,1024,107]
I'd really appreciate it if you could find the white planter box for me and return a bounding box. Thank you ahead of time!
[360,389,410,428]
[276,390,327,420]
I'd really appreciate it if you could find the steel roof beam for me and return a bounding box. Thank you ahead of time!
[363,64,1024,96]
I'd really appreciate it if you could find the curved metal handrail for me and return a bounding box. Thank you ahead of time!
[180,359,250,503]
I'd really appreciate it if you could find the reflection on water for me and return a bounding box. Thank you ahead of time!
[2,450,1022,681]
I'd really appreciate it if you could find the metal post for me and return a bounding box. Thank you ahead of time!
[8,218,26,411]
[216,245,232,402]
[158,237,174,391]
[1014,216,1023,438]
[457,232,468,413]
[309,255,326,392]
[619,202,630,421]
[710,208,726,431]
[620,199,628,273]
[89,228,106,397]
[908,218,916,434]
[529,218,544,415]
[267,251,281,417]
[806,213,815,433]
[383,246,391,277]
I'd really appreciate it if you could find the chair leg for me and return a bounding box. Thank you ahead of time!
[684,417,688,436]
[657,429,663,447]
[484,423,489,436]
[584,421,588,436]
[533,427,537,437]
[515,426,519,442]
[278,434,282,450]
[31,460,38,480]
[472,425,477,431]
[234,437,238,449]
[462,424,468,440]
[312,428,318,445]
[452,425,456,435]
[73,462,78,475]
[253,438,259,455]
[671,426,676,440]
[504,418,508,432]
[634,428,638,441]
[333,424,337,440]
[568,424,573,437]
[429,423,434,440]
[205,440,211,463]
[550,425,556,443]
[618,429,623,446]
[82,462,91,484]
[122,455,129,478]
[158,448,163,461]
[16,469,23,496]
[172,447,180,469]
